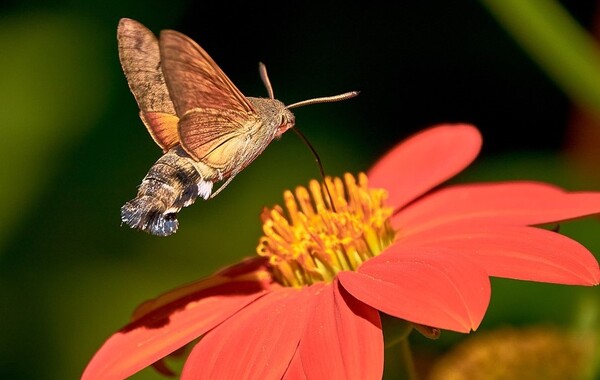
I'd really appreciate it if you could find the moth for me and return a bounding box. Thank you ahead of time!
[117,18,358,236]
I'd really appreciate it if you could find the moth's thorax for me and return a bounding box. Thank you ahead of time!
[247,97,295,138]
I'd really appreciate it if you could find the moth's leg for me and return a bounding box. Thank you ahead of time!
[209,174,237,199]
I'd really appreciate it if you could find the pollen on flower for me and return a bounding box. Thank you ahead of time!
[257,173,395,287]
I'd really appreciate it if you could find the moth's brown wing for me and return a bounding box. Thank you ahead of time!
[159,29,255,117]
[117,18,179,151]
[179,108,256,167]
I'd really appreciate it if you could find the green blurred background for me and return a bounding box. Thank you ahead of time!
[1,0,599,379]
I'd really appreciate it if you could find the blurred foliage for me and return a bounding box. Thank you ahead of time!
[0,1,598,379]
[0,13,110,249]
[482,0,600,115]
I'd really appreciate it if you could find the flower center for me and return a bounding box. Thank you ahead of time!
[257,173,395,287]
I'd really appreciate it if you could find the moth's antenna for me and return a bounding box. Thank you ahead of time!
[291,127,337,212]
[258,62,275,99]
[286,91,360,109]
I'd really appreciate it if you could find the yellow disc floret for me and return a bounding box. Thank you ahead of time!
[257,173,395,287]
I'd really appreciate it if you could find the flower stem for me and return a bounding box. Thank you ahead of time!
[383,319,418,380]
[399,338,418,380]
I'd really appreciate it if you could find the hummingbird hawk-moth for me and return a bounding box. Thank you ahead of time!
[117,18,358,236]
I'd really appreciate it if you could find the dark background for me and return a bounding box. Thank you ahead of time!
[0,1,598,379]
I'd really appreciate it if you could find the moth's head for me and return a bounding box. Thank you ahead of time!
[275,107,295,137]
[248,97,296,138]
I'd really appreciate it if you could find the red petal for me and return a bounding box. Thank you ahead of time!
[283,352,308,380]
[338,246,490,333]
[83,286,267,380]
[368,124,482,210]
[394,182,600,234]
[82,258,273,380]
[400,225,600,285]
[181,287,310,380]
[288,281,383,380]
[130,257,272,321]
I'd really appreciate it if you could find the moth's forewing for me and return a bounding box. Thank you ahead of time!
[117,18,179,151]
[177,108,257,169]
[158,30,261,162]
[117,18,175,113]
[159,29,255,116]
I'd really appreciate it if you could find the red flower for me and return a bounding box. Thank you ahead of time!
[83,124,600,379]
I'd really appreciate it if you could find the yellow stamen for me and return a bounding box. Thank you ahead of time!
[257,173,395,287]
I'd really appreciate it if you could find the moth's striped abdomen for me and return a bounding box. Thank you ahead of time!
[121,146,213,236]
